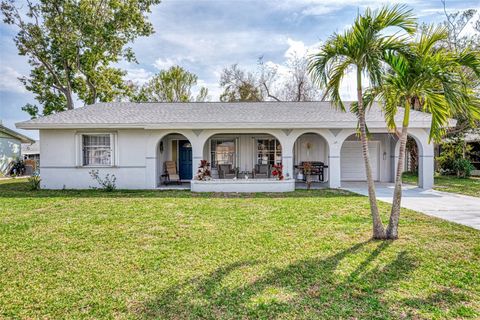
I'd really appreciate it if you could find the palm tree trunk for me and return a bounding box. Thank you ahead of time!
[356,69,386,239]
[386,102,410,239]
[386,125,408,239]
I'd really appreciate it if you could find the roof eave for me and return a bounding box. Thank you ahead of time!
[1,125,35,143]
[16,120,434,130]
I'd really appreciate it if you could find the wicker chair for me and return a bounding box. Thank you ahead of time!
[218,164,237,179]
[253,164,270,179]
[164,161,181,184]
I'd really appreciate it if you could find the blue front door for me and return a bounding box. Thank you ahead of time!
[179,140,193,180]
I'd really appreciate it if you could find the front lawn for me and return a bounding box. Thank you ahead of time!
[1,179,479,319]
[402,172,480,197]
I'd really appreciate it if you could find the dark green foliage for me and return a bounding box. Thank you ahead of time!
[130,65,209,102]
[27,172,41,191]
[438,138,475,177]
[1,0,161,116]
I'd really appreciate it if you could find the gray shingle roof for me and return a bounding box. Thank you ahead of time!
[16,101,435,129]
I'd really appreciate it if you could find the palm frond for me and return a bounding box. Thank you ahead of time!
[456,49,480,77]
[370,4,417,34]
[417,25,448,55]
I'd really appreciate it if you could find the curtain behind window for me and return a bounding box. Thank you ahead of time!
[82,135,111,166]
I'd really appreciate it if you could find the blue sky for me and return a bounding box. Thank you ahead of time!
[0,0,479,139]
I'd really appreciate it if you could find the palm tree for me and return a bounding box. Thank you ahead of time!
[309,5,416,239]
[370,25,480,239]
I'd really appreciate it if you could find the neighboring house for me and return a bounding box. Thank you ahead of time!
[465,130,480,176]
[16,102,440,191]
[0,121,35,175]
[22,140,40,162]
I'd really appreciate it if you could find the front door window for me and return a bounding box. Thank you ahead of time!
[178,140,192,180]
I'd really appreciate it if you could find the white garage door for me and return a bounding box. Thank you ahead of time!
[341,141,380,181]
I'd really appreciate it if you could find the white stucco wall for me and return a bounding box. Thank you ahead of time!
[37,127,434,190]
[0,135,21,174]
[39,129,148,189]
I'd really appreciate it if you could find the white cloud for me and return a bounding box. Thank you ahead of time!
[284,38,321,59]
[153,56,197,70]
[195,78,222,101]
[156,31,287,64]
[459,11,480,38]
[0,66,26,93]
[124,67,153,85]
[275,0,420,17]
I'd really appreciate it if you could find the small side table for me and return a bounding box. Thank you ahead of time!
[160,173,170,185]
[240,171,253,179]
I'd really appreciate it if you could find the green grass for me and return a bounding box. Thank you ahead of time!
[1,179,479,319]
[402,172,480,197]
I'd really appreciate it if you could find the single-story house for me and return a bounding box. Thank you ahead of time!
[16,101,437,192]
[1,121,35,175]
[22,140,40,162]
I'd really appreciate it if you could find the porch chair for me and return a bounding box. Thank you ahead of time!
[164,161,181,184]
[218,164,237,179]
[253,164,270,179]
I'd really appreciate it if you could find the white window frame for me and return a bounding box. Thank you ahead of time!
[255,138,282,166]
[75,132,117,167]
[209,137,238,169]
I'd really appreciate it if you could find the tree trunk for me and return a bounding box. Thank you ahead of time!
[386,125,408,239]
[86,76,97,104]
[63,60,75,110]
[386,102,410,239]
[356,68,386,239]
[65,89,74,110]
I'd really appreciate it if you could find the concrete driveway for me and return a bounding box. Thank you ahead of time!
[341,182,480,230]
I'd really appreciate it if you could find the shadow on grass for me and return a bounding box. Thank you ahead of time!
[402,288,476,318]
[139,241,423,319]
[0,179,362,199]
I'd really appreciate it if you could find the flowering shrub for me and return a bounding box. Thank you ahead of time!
[195,160,212,181]
[89,170,117,191]
[271,164,284,180]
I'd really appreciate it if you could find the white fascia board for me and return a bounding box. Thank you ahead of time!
[16,120,434,130]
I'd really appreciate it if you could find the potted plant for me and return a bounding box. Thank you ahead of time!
[271,164,284,180]
[195,160,212,181]
[303,162,313,190]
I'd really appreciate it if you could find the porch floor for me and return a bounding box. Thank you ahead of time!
[157,182,191,190]
[295,181,329,189]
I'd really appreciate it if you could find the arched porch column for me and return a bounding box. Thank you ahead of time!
[327,129,355,188]
[191,139,204,179]
[280,139,295,180]
[393,128,434,189]
[419,142,434,189]
[144,130,197,188]
[287,128,354,188]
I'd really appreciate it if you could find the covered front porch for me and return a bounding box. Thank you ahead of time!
[148,128,434,192]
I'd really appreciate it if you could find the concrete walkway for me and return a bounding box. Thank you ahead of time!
[341,182,480,230]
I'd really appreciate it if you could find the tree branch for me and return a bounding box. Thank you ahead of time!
[262,82,281,101]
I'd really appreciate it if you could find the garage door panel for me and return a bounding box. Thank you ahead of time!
[341,141,379,181]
